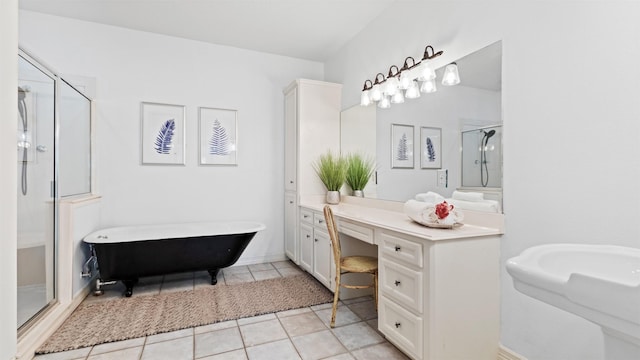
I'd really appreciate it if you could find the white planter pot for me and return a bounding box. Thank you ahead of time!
[353,190,364,197]
[326,191,340,204]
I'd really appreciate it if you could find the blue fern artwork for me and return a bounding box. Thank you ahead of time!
[426,137,436,162]
[154,119,175,154]
[396,133,409,160]
[209,119,231,155]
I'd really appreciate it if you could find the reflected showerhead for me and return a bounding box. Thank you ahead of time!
[484,129,496,139]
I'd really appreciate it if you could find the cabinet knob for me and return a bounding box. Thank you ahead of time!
[306,234,310,238]
[395,322,401,328]
[289,201,294,204]
[303,215,309,218]
[394,246,401,252]
[314,238,318,242]
[394,280,401,286]
[290,180,294,184]
[319,220,324,224]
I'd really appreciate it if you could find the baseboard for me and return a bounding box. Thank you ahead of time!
[16,285,91,360]
[498,344,527,360]
[233,253,288,267]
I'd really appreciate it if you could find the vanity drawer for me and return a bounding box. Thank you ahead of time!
[379,259,423,314]
[300,209,313,225]
[313,212,327,228]
[379,296,423,360]
[379,231,423,268]
[338,219,374,244]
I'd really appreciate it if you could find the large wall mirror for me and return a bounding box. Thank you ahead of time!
[341,41,503,212]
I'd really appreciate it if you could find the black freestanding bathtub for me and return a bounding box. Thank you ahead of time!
[83,221,266,297]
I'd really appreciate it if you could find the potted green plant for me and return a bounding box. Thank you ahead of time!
[345,153,375,197]
[312,151,347,204]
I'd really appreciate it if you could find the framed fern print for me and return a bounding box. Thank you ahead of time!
[199,107,237,165]
[391,124,414,169]
[141,102,186,165]
[420,127,441,169]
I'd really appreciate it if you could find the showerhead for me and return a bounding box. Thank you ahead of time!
[484,129,496,139]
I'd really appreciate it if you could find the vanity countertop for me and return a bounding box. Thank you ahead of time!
[300,197,503,242]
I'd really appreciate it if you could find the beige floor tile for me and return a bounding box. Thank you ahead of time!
[346,299,377,321]
[279,312,327,337]
[314,306,360,328]
[89,337,145,355]
[224,272,254,285]
[341,296,372,305]
[87,346,142,360]
[237,313,276,326]
[195,320,237,334]
[331,322,384,351]
[160,277,194,293]
[310,302,335,311]
[195,327,244,358]
[239,319,288,347]
[277,307,312,318]
[322,354,355,360]
[277,267,304,277]
[140,336,193,360]
[350,343,409,360]
[163,272,195,281]
[245,339,300,360]
[248,263,275,272]
[252,269,281,281]
[223,266,250,275]
[145,328,193,344]
[291,329,347,360]
[34,347,91,360]
[198,348,248,360]
[271,260,295,269]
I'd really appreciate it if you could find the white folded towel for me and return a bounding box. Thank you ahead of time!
[447,198,500,213]
[452,191,484,202]
[415,191,445,203]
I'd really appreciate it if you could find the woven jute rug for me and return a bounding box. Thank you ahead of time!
[37,273,333,354]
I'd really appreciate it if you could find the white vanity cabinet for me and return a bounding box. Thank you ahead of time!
[378,228,500,360]
[283,79,342,265]
[298,207,335,289]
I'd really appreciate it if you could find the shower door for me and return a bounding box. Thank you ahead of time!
[17,54,56,329]
[461,125,503,188]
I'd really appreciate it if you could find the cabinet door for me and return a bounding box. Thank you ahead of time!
[299,223,313,272]
[284,88,297,191]
[313,229,333,289]
[284,193,298,263]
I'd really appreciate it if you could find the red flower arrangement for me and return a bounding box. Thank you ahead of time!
[435,201,454,220]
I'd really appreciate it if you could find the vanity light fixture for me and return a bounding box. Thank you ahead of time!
[360,44,459,109]
[442,62,461,86]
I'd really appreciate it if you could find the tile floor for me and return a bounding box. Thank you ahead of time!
[34,261,408,360]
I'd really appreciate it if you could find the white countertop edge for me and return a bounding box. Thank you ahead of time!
[300,196,503,242]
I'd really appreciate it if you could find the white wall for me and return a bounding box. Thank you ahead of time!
[326,1,640,359]
[19,10,325,265]
[0,0,18,358]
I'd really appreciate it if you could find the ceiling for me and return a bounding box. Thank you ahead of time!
[19,0,398,62]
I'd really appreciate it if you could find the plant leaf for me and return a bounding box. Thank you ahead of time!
[209,119,230,155]
[154,119,175,154]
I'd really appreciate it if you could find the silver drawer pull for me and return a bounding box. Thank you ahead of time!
[394,246,401,252]
[395,322,401,328]
[394,280,401,286]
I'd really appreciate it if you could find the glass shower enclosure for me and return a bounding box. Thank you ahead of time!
[17,50,92,331]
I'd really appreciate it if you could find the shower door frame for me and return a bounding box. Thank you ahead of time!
[17,48,59,335]
[459,124,503,191]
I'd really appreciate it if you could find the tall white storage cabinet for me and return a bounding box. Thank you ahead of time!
[283,79,342,264]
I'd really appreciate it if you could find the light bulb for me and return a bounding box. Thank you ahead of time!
[442,63,460,86]
[420,79,437,93]
[377,95,391,109]
[391,90,405,104]
[405,81,421,99]
[417,61,436,81]
[370,84,382,102]
[360,90,371,106]
[384,76,399,96]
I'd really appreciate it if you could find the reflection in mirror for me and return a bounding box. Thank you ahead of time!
[341,41,503,212]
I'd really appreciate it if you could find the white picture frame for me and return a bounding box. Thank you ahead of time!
[420,126,442,169]
[391,123,414,169]
[199,107,238,165]
[141,102,186,165]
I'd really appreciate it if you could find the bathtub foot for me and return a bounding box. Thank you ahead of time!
[123,279,138,297]
[208,269,220,285]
